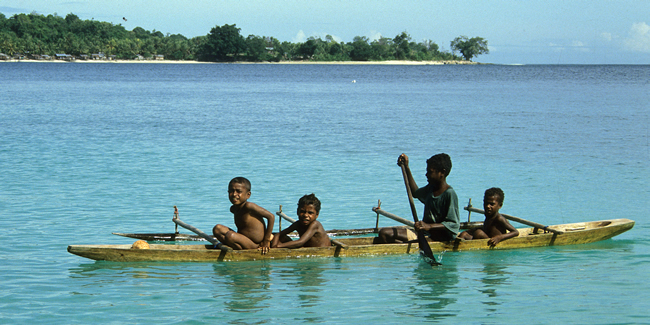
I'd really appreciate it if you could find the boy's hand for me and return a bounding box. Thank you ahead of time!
[488,235,503,246]
[258,240,271,254]
[397,153,409,167]
[414,221,431,231]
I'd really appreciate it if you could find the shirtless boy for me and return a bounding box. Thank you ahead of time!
[271,193,331,248]
[212,177,275,253]
[458,187,519,246]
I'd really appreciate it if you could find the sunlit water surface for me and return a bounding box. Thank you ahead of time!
[0,62,648,324]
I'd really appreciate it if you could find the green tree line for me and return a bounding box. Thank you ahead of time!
[0,12,488,62]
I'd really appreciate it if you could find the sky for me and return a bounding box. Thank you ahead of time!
[2,0,650,64]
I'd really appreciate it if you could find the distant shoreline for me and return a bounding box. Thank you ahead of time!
[1,59,481,65]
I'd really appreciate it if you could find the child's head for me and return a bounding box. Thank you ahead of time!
[297,193,321,225]
[484,187,504,205]
[228,177,251,205]
[297,193,321,213]
[483,187,504,217]
[426,153,452,177]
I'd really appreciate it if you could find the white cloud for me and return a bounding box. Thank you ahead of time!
[624,22,650,53]
[601,32,613,42]
[292,30,306,43]
[571,40,590,52]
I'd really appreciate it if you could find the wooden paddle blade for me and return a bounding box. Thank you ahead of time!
[417,230,440,266]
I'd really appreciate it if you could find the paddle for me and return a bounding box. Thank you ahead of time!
[400,163,440,265]
[172,216,220,246]
[372,206,415,227]
[464,206,564,234]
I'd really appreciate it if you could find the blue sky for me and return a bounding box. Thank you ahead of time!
[2,0,649,64]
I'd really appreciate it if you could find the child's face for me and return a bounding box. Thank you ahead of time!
[425,166,444,185]
[483,195,502,217]
[228,182,251,205]
[297,204,319,226]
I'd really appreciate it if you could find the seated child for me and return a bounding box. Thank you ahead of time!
[212,177,275,253]
[458,187,519,245]
[271,193,331,248]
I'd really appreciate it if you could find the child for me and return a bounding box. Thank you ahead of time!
[271,193,331,248]
[212,177,275,254]
[377,153,460,243]
[458,187,519,245]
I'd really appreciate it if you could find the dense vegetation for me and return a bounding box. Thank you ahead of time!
[0,12,488,62]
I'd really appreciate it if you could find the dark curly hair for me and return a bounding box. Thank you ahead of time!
[426,153,452,176]
[229,177,251,192]
[484,187,504,205]
[298,193,321,213]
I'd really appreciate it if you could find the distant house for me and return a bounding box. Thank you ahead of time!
[91,52,105,60]
[13,53,26,60]
[109,55,116,60]
[79,54,89,60]
[0,53,9,60]
[154,54,164,60]
[42,55,52,60]
[135,55,145,60]
[55,54,74,61]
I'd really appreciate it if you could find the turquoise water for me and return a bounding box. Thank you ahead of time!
[1,62,648,324]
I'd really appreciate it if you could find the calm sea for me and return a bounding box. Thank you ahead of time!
[0,62,648,324]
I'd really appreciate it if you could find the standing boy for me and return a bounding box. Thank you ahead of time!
[458,187,519,245]
[213,177,275,253]
[271,193,331,248]
[377,153,460,243]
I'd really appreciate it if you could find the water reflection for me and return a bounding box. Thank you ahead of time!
[211,261,272,313]
[68,261,186,279]
[274,259,328,308]
[210,259,329,322]
[478,263,511,313]
[410,260,460,321]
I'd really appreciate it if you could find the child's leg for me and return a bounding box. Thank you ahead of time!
[458,230,474,240]
[212,224,231,242]
[471,228,489,239]
[376,227,411,243]
[224,230,259,250]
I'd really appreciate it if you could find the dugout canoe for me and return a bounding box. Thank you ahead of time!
[69,218,634,262]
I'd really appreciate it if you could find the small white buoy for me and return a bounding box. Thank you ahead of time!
[352,80,356,83]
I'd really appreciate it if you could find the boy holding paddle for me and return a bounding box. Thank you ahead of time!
[458,187,519,245]
[377,153,460,243]
[271,193,332,248]
[212,177,275,254]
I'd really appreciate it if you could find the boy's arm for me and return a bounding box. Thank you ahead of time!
[397,153,418,193]
[271,222,298,248]
[487,216,520,246]
[249,203,276,253]
[275,222,320,249]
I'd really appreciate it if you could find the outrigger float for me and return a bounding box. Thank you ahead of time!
[67,203,634,263]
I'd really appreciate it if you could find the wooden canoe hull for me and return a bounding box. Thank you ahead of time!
[69,218,634,262]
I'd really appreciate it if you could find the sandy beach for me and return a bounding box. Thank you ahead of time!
[2,59,480,65]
